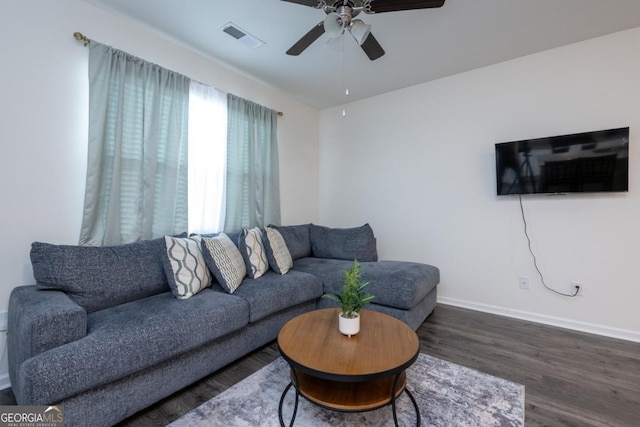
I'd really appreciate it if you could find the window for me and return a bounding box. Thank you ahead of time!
[187,82,227,234]
[81,42,279,245]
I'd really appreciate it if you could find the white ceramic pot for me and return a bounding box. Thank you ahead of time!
[338,311,360,336]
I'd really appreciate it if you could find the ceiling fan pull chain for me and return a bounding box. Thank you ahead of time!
[343,33,349,118]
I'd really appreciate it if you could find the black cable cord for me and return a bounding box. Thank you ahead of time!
[518,195,579,297]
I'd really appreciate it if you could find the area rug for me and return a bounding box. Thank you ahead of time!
[169,353,524,426]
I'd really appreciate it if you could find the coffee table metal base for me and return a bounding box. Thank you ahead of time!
[278,368,421,426]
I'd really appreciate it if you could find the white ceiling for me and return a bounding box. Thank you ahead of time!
[86,0,640,109]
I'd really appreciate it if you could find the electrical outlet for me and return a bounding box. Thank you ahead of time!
[519,277,529,290]
[571,282,582,296]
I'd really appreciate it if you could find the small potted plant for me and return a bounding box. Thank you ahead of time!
[322,259,374,336]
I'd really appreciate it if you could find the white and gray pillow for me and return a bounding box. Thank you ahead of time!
[264,227,293,275]
[201,233,246,293]
[162,235,212,299]
[238,227,269,279]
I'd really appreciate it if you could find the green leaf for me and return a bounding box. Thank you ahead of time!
[323,259,374,315]
[321,293,342,303]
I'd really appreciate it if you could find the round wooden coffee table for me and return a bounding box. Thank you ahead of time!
[277,308,420,426]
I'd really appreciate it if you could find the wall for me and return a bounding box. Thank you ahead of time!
[319,27,640,341]
[0,0,319,388]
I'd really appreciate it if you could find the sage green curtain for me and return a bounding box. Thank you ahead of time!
[80,42,190,245]
[224,94,281,231]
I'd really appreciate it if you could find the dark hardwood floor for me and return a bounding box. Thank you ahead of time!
[2,304,639,426]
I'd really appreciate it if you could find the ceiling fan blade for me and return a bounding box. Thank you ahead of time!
[280,0,321,7]
[360,32,385,60]
[367,0,445,13]
[286,21,326,56]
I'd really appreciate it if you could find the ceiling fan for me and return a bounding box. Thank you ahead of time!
[282,0,446,60]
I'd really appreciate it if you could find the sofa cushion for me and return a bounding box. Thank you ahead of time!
[294,258,439,310]
[31,238,169,313]
[269,224,312,260]
[238,228,269,279]
[219,270,323,323]
[17,289,249,405]
[201,234,246,294]
[309,224,378,262]
[225,231,241,248]
[162,235,212,299]
[263,227,293,275]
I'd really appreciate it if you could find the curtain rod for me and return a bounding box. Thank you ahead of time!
[72,32,284,117]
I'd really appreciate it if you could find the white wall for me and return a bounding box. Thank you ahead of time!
[0,0,319,387]
[319,27,640,341]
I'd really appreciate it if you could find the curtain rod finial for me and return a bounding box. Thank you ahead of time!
[74,32,90,47]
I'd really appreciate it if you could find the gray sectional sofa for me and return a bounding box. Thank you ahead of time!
[8,223,439,427]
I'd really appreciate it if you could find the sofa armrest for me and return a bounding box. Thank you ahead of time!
[8,285,87,395]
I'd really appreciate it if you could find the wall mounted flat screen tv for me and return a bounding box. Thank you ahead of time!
[496,127,629,195]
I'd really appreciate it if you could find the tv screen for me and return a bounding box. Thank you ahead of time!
[496,127,629,195]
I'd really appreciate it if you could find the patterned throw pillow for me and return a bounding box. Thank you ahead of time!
[162,235,212,299]
[264,227,293,275]
[239,227,269,279]
[201,233,247,293]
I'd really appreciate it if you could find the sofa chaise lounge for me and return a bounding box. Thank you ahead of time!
[8,223,439,426]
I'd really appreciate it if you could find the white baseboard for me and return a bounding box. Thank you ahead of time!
[437,296,640,343]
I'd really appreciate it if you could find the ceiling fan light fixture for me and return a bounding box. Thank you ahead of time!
[324,12,345,38]
[284,0,446,59]
[349,19,371,45]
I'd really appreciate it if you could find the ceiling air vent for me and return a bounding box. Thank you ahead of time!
[222,22,265,49]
